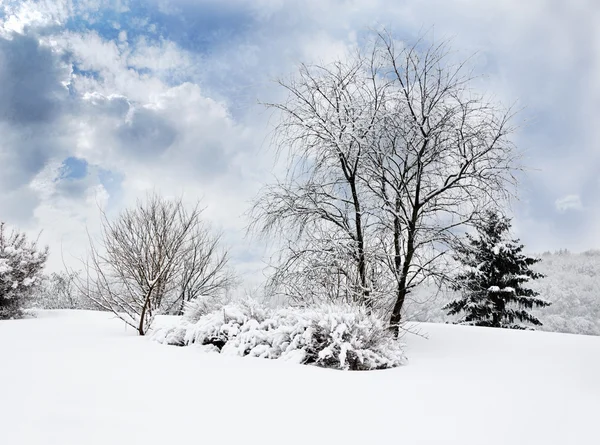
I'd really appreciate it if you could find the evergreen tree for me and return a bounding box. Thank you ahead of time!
[443,211,550,329]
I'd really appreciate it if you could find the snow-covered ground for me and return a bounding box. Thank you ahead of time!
[1,310,598,445]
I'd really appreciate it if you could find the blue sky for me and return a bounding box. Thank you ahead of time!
[0,0,599,285]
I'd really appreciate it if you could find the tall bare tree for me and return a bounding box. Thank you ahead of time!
[77,194,234,335]
[253,55,387,307]
[254,31,520,335]
[370,33,518,334]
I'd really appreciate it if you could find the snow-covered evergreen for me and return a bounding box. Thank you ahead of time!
[0,222,49,318]
[443,211,549,329]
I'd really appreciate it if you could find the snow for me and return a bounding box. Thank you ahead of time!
[0,258,11,274]
[488,285,515,293]
[1,310,599,445]
[155,301,405,369]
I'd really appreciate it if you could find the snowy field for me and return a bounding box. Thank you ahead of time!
[1,310,599,445]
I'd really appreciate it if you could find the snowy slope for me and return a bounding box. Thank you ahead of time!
[0,310,598,445]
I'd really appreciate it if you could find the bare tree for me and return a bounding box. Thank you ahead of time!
[252,55,387,307]
[370,33,518,334]
[176,224,236,315]
[254,31,520,335]
[36,270,91,310]
[76,194,234,335]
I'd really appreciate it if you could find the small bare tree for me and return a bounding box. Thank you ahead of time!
[77,194,234,335]
[176,224,236,315]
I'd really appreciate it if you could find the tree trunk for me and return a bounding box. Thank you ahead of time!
[179,293,186,316]
[389,281,408,337]
[389,221,416,337]
[349,176,370,307]
[138,290,152,336]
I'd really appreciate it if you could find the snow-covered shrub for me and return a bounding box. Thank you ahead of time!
[154,300,406,370]
[251,304,405,370]
[181,294,230,324]
[153,298,268,347]
[153,294,237,345]
[0,222,49,319]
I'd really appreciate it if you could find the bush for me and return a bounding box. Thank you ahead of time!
[181,294,230,324]
[0,222,48,319]
[153,300,406,370]
[152,294,232,345]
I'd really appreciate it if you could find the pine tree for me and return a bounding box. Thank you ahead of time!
[443,211,550,329]
[0,222,49,319]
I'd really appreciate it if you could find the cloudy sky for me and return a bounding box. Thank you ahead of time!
[0,0,598,288]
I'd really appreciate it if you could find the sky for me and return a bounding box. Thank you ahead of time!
[0,0,599,290]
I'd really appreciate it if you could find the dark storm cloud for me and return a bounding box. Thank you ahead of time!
[0,33,70,125]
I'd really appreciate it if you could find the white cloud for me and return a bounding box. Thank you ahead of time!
[0,0,64,36]
[555,195,583,213]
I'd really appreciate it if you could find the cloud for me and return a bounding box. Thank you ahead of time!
[0,33,71,125]
[0,30,75,226]
[0,5,266,276]
[0,0,598,283]
[555,195,583,213]
[116,107,177,157]
[0,187,41,226]
[82,91,130,116]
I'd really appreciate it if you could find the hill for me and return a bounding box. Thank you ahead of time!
[0,310,598,444]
